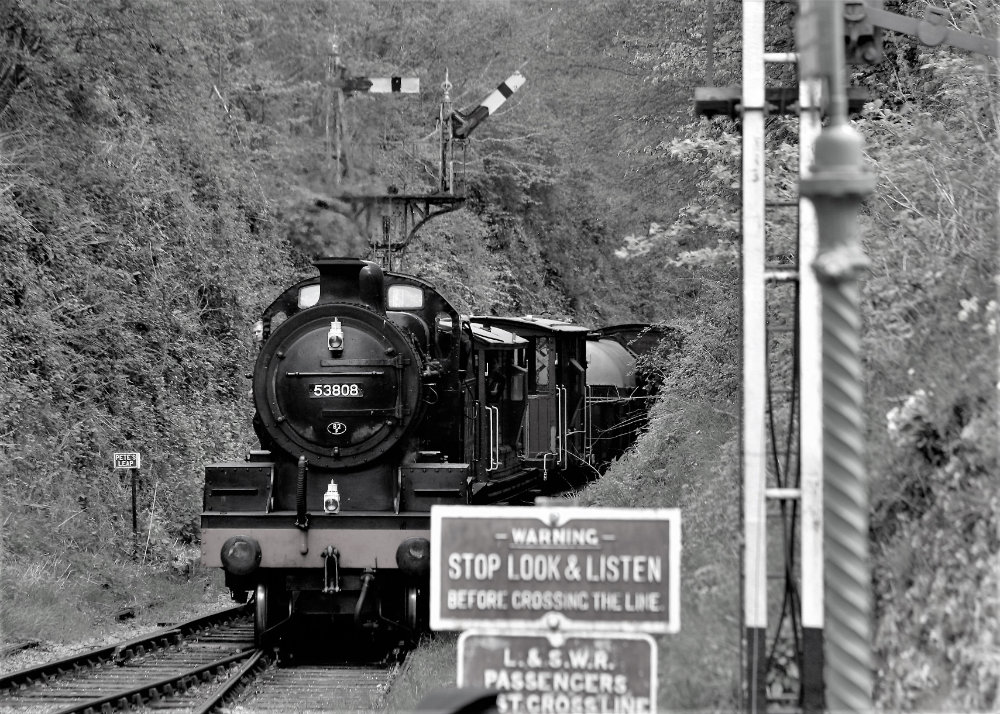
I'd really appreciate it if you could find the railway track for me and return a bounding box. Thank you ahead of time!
[0,606,408,713]
[231,661,402,713]
[0,605,262,713]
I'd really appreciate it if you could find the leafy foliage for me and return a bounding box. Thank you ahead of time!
[579,394,741,709]
[0,0,996,709]
[0,0,711,629]
[848,6,1000,707]
[0,0,292,607]
[603,0,998,708]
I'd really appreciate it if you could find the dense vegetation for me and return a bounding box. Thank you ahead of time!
[1,0,996,710]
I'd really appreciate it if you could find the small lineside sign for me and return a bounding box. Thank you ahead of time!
[430,505,680,633]
[458,629,657,714]
[113,452,141,470]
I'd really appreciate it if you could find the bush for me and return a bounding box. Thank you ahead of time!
[0,0,292,586]
[580,395,742,710]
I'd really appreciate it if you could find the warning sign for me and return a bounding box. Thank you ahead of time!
[430,505,680,633]
[458,630,657,714]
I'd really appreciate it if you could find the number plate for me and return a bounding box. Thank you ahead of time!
[308,383,364,398]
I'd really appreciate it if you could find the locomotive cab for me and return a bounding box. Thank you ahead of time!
[470,316,590,487]
[464,321,533,499]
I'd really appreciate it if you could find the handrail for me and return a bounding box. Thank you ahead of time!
[556,386,563,465]
[523,398,531,455]
[484,406,500,471]
[493,406,501,470]
[562,386,569,465]
[556,385,570,466]
[472,400,480,463]
[489,406,496,471]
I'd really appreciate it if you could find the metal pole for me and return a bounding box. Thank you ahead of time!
[741,1,768,709]
[325,40,334,184]
[333,41,344,186]
[335,65,345,185]
[796,2,825,709]
[131,467,138,559]
[440,71,453,194]
[800,1,876,710]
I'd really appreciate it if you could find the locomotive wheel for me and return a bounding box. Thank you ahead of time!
[254,580,291,648]
[403,584,430,634]
[404,586,419,631]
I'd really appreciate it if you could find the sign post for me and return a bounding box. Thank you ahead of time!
[114,452,141,558]
[431,504,680,710]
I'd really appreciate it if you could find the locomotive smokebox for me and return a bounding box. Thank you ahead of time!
[251,258,425,470]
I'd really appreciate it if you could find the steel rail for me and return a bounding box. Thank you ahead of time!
[0,603,249,691]
[191,648,270,714]
[49,647,257,714]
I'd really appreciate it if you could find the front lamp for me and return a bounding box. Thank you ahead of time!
[328,318,344,354]
[323,480,341,514]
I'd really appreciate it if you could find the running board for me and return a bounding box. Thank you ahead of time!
[469,469,542,504]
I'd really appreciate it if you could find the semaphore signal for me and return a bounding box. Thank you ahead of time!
[451,71,526,139]
[326,38,420,185]
[317,57,528,269]
[340,76,420,95]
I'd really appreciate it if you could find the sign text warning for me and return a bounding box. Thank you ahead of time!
[430,506,680,633]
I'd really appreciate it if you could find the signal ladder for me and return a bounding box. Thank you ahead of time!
[739,2,823,711]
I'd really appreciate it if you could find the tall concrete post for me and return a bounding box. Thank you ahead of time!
[799,1,876,710]
[796,3,826,710]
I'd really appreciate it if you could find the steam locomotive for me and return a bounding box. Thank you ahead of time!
[200,258,657,646]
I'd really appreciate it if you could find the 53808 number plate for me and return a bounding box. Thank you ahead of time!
[309,383,364,398]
